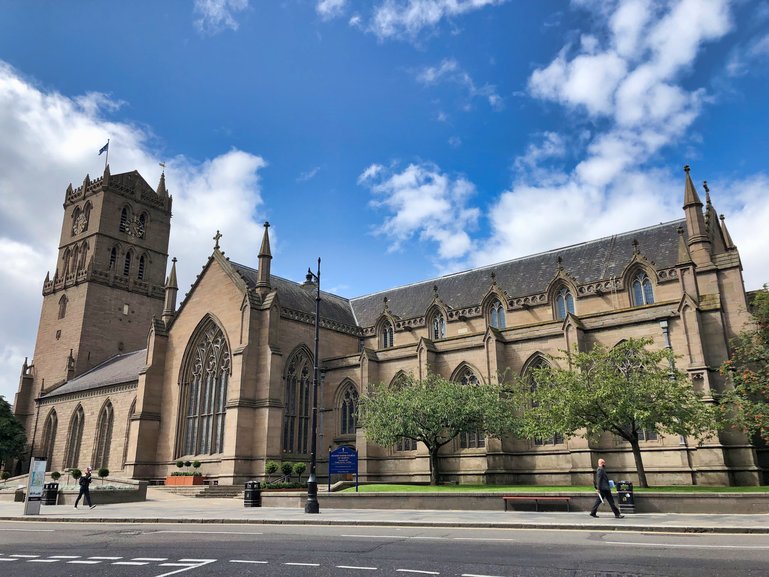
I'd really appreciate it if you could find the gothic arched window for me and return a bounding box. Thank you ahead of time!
[92,401,114,469]
[339,382,359,436]
[380,321,394,349]
[282,350,312,454]
[63,405,85,468]
[62,248,71,277]
[138,213,147,239]
[525,356,564,446]
[488,299,506,329]
[41,410,57,471]
[58,294,68,319]
[555,287,575,320]
[457,367,485,449]
[123,252,132,276]
[631,271,655,306]
[120,207,129,233]
[122,398,136,468]
[78,241,89,269]
[180,323,230,456]
[138,255,146,280]
[431,311,446,340]
[109,247,117,271]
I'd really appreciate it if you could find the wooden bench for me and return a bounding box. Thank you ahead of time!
[502,496,571,512]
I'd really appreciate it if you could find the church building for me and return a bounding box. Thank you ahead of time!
[12,164,765,486]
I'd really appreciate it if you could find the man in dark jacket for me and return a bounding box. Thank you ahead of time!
[74,466,95,509]
[589,458,623,518]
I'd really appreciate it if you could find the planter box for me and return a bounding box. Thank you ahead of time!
[165,475,204,486]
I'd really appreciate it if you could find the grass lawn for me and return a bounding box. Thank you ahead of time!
[342,484,769,493]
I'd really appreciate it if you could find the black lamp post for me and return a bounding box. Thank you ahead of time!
[305,257,321,514]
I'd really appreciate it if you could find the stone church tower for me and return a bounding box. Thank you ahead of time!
[13,166,172,464]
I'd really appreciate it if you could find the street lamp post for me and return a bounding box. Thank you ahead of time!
[305,258,321,514]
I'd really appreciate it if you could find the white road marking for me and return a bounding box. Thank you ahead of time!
[336,565,378,570]
[133,557,168,561]
[52,555,81,558]
[156,530,263,535]
[89,556,123,560]
[29,559,60,563]
[454,538,516,542]
[396,570,440,575]
[285,562,321,566]
[230,559,269,564]
[113,561,149,565]
[609,541,769,550]
[10,555,39,558]
[154,559,216,577]
[462,574,505,577]
[0,559,18,562]
[68,560,102,564]
[160,563,198,566]
[0,529,53,532]
[342,534,404,539]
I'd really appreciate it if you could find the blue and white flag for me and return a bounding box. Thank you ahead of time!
[98,142,109,155]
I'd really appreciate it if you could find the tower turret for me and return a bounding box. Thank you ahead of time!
[162,257,178,327]
[255,221,272,294]
[682,165,713,268]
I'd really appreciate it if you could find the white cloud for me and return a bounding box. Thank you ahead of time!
[417,58,502,110]
[0,61,267,404]
[318,0,506,40]
[360,162,479,259]
[193,0,249,35]
[297,166,321,182]
[316,0,348,20]
[470,0,769,293]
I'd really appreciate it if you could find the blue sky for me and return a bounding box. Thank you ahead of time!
[1,0,768,403]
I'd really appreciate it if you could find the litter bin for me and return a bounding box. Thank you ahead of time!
[14,488,25,502]
[43,482,59,505]
[244,481,261,507]
[616,480,634,514]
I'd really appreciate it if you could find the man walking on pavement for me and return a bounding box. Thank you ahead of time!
[590,458,624,518]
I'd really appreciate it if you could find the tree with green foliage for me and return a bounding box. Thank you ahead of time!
[719,285,769,444]
[280,461,294,480]
[293,462,307,483]
[265,460,279,483]
[516,338,716,488]
[357,372,520,485]
[0,395,26,472]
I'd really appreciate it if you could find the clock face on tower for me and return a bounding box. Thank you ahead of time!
[72,214,87,235]
[125,216,145,238]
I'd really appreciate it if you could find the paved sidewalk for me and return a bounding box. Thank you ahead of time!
[1,489,767,534]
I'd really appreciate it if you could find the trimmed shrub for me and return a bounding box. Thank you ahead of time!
[281,462,294,479]
[265,460,279,483]
[292,462,307,482]
[98,468,109,483]
[50,471,61,481]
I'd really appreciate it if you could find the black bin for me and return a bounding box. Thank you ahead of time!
[244,481,261,507]
[43,482,59,505]
[616,480,634,514]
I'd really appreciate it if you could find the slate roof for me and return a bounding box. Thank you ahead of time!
[349,219,686,328]
[42,350,146,399]
[231,262,359,328]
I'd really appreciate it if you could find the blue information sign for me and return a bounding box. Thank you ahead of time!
[328,445,358,492]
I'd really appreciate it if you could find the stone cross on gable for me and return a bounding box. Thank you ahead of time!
[213,230,222,250]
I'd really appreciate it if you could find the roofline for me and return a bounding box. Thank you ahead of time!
[349,218,686,302]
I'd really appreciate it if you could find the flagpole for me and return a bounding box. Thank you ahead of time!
[104,138,110,170]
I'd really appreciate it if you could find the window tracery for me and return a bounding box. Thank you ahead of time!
[180,323,230,456]
[631,271,655,306]
[555,286,575,320]
[64,405,85,468]
[92,401,114,469]
[282,350,312,454]
[339,382,358,436]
